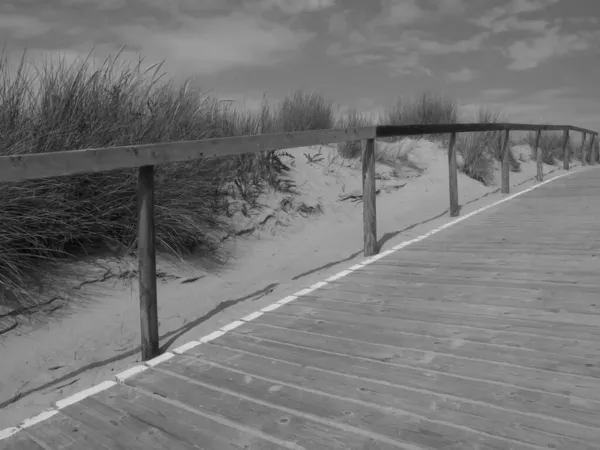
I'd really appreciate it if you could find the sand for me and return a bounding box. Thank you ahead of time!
[0,139,580,429]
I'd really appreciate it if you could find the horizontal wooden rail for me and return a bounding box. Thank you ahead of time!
[376,123,598,138]
[0,120,597,361]
[0,128,376,183]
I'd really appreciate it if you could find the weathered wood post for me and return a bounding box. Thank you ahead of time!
[580,133,587,166]
[362,138,377,256]
[535,130,543,182]
[447,132,459,217]
[590,134,597,165]
[137,165,160,361]
[501,129,510,194]
[562,128,570,170]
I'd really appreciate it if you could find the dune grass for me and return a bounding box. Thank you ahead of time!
[0,50,335,308]
[522,130,574,165]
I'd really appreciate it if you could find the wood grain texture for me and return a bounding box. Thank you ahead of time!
[590,134,597,165]
[0,124,596,183]
[447,132,459,217]
[563,129,571,170]
[2,169,600,450]
[0,127,377,182]
[137,165,159,361]
[534,130,543,181]
[581,133,588,166]
[501,129,510,194]
[375,123,596,138]
[362,138,377,256]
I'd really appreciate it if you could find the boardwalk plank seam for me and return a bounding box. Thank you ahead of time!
[184,351,600,433]
[0,168,582,441]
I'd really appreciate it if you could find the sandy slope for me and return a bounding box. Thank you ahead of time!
[0,139,579,429]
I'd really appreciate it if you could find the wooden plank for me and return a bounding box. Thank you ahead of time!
[243,313,600,378]
[534,130,543,181]
[447,132,459,217]
[0,432,47,450]
[290,295,600,341]
[20,411,116,450]
[367,257,600,274]
[137,165,159,361]
[227,322,600,397]
[180,344,600,449]
[501,129,510,194]
[0,127,376,182]
[352,261,600,285]
[563,128,571,170]
[369,250,600,268]
[57,396,197,450]
[87,382,287,450]
[266,304,600,357]
[160,353,593,450]
[362,138,377,256]
[332,271,600,297]
[124,365,407,450]
[208,334,600,431]
[375,123,594,138]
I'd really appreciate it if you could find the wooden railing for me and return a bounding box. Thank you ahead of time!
[0,123,597,360]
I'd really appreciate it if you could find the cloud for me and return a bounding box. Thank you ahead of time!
[386,52,432,76]
[490,17,548,33]
[473,0,560,30]
[435,0,466,15]
[446,67,476,82]
[382,0,424,25]
[417,32,489,54]
[0,13,55,39]
[109,13,315,75]
[342,53,388,65]
[328,11,348,35]
[258,0,336,14]
[507,28,594,70]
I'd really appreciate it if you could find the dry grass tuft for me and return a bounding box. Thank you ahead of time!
[0,49,335,308]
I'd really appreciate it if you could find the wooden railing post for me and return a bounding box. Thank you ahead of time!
[590,134,597,165]
[535,130,543,182]
[580,133,587,166]
[137,165,159,361]
[447,132,459,217]
[362,138,377,257]
[562,129,570,170]
[501,129,510,194]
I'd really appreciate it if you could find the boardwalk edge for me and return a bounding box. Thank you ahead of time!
[0,167,579,442]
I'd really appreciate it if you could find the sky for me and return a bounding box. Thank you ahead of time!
[1,0,600,130]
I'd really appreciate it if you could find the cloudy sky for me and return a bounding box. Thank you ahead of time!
[1,0,599,129]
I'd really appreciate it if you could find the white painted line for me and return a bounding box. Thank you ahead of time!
[54,380,117,409]
[145,352,175,367]
[19,410,58,429]
[241,311,264,322]
[173,340,201,354]
[325,270,353,282]
[0,427,19,440]
[199,330,226,343]
[275,295,298,305]
[260,303,282,312]
[115,365,148,383]
[220,320,245,332]
[347,264,365,271]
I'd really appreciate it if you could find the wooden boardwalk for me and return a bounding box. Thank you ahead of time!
[3,168,600,450]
